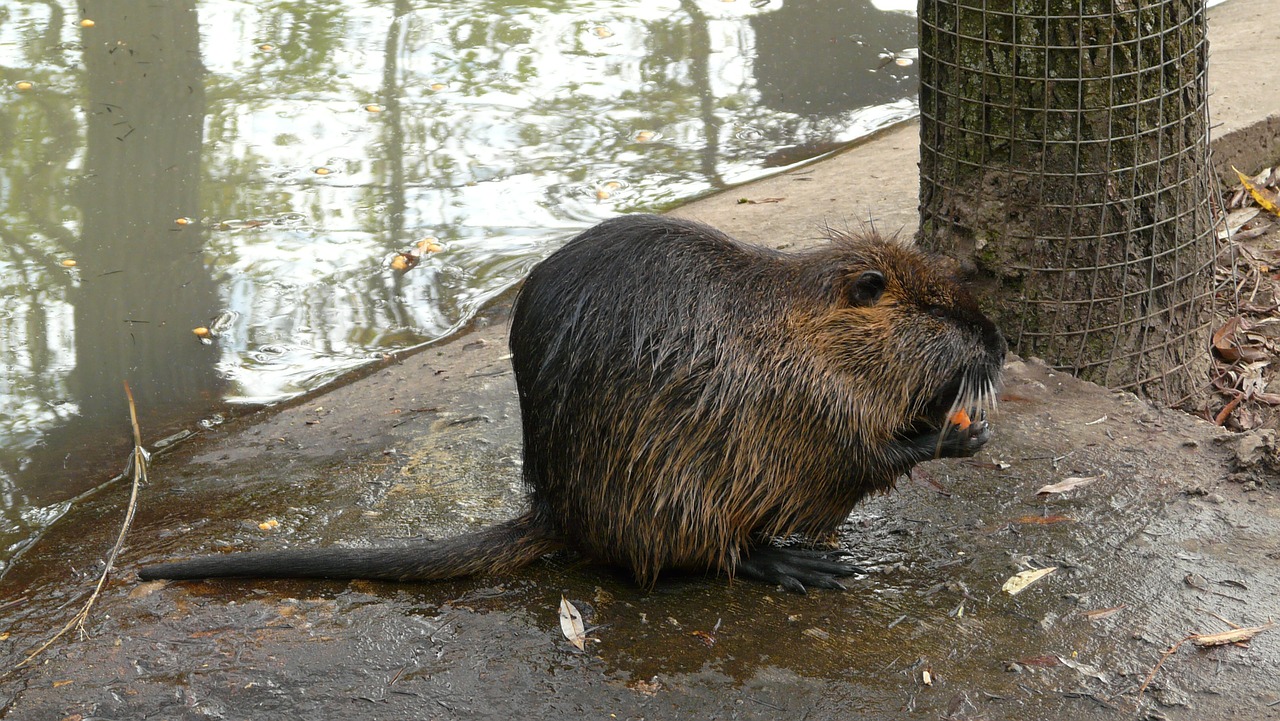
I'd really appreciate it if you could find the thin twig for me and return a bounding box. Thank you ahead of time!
[13,381,146,671]
[1137,620,1277,703]
[1136,635,1194,701]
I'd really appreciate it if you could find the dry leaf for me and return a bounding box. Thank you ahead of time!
[1081,605,1126,620]
[1015,655,1061,667]
[1211,315,1268,363]
[1217,207,1261,239]
[1189,621,1276,647]
[127,580,168,599]
[1002,567,1056,595]
[1058,656,1111,684]
[559,596,586,650]
[1036,476,1099,494]
[1234,166,1280,217]
[690,630,716,647]
[1015,515,1074,525]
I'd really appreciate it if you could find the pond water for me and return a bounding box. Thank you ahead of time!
[0,0,917,572]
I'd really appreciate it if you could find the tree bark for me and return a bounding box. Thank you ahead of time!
[917,0,1216,406]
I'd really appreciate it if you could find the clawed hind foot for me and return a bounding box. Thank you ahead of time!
[734,546,865,594]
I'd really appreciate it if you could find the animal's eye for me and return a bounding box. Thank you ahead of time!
[848,270,885,306]
[927,305,949,319]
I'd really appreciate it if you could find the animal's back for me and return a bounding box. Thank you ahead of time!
[508,214,995,585]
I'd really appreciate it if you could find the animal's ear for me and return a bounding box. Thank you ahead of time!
[847,270,885,306]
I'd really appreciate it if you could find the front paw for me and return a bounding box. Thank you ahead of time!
[938,415,991,457]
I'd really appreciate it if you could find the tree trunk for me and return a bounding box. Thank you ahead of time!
[917,0,1217,406]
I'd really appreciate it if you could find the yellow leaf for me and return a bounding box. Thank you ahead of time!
[1233,166,1280,217]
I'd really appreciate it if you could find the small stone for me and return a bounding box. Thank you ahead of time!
[1233,429,1277,468]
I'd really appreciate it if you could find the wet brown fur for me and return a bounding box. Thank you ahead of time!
[140,214,1005,588]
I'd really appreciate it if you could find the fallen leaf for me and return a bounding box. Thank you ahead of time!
[1001,566,1056,595]
[128,580,168,599]
[1081,605,1127,620]
[559,596,586,650]
[1217,207,1261,239]
[1015,515,1074,525]
[1211,315,1268,363]
[690,630,716,647]
[1015,654,1061,667]
[1058,656,1112,684]
[1036,476,1099,494]
[1190,621,1276,647]
[1234,166,1280,217]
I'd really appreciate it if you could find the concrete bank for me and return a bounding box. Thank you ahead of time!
[2,1,1279,719]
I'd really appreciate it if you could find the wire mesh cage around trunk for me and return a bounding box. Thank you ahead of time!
[917,0,1218,406]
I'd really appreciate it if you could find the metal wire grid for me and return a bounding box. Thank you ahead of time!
[918,0,1217,404]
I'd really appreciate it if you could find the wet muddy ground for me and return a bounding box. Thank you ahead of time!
[1,287,1278,720]
[4,0,1279,706]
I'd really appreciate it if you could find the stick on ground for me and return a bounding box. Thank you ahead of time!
[11,381,147,671]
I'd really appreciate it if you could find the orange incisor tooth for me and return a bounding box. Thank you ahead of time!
[950,409,972,430]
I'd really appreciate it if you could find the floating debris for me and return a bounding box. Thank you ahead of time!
[390,237,443,272]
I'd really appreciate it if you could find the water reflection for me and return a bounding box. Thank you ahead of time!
[0,0,916,570]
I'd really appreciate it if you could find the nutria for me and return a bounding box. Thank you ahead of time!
[141,214,1006,593]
